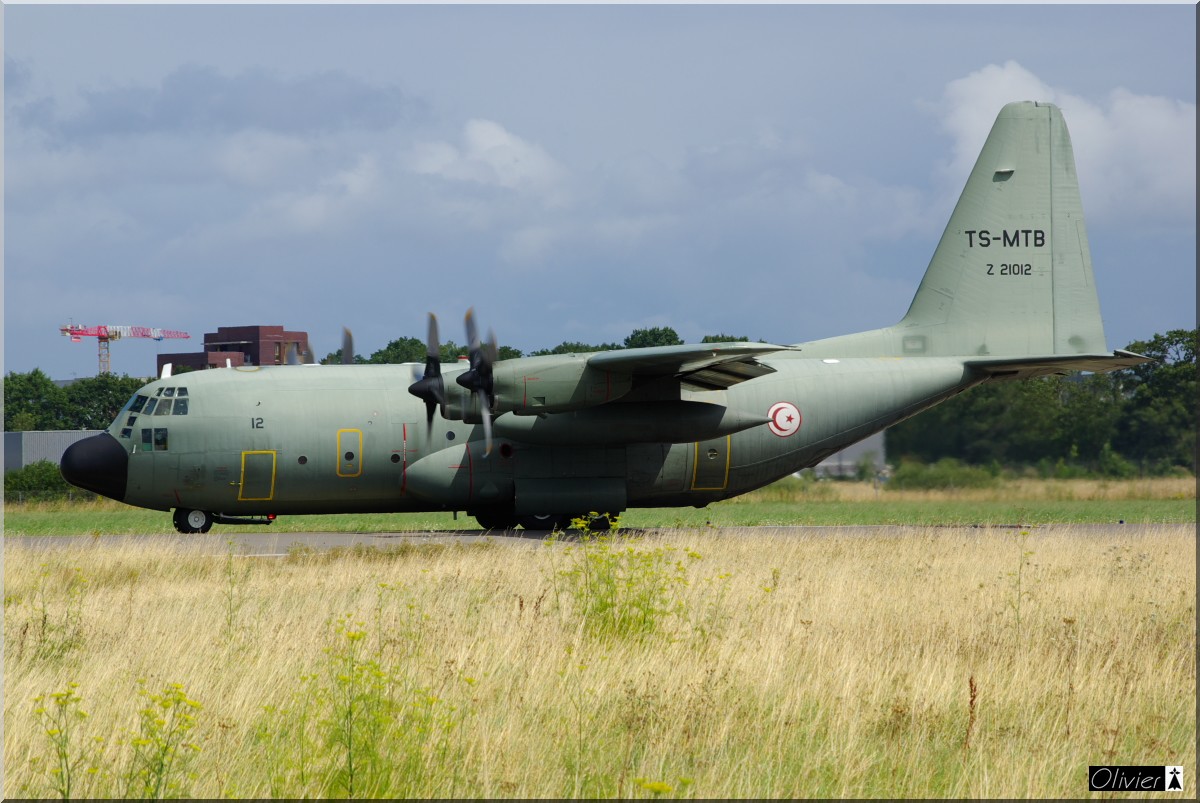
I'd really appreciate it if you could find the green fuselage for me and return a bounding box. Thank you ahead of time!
[101,355,975,517]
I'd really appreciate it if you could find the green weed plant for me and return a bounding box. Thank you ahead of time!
[122,682,204,800]
[552,533,699,641]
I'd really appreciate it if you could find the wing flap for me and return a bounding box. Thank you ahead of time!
[588,342,793,389]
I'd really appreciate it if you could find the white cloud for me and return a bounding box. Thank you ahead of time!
[252,153,380,231]
[1078,89,1196,221]
[936,61,1060,181]
[500,225,560,265]
[213,130,313,188]
[406,119,567,202]
[935,61,1196,223]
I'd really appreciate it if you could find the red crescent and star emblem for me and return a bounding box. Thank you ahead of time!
[767,401,801,437]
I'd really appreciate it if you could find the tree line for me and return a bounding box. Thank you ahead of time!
[885,329,1196,476]
[5,327,1194,476]
[320,325,706,364]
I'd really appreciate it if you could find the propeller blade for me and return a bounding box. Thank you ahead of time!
[341,327,354,365]
[427,313,441,362]
[408,312,447,432]
[464,307,480,352]
[456,309,495,408]
[479,396,493,456]
[486,328,498,365]
[454,308,499,455]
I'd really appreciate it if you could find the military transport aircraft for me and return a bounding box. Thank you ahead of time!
[61,102,1148,533]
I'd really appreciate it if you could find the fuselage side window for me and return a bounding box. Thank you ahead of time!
[154,428,168,451]
[141,429,152,449]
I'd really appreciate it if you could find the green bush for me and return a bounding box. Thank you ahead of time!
[886,458,997,491]
[5,460,91,502]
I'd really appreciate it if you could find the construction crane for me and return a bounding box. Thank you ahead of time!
[60,324,191,375]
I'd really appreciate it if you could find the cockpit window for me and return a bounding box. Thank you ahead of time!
[143,398,158,415]
[174,398,189,415]
[163,387,175,398]
[129,394,148,413]
[155,399,174,416]
[155,387,164,397]
[177,387,188,397]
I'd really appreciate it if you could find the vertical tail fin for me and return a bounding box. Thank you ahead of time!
[896,101,1108,357]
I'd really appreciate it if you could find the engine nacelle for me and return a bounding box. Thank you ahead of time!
[493,401,768,446]
[442,353,634,423]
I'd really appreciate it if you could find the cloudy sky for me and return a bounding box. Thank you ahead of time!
[4,3,1195,380]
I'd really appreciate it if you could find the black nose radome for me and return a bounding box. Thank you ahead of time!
[60,433,128,502]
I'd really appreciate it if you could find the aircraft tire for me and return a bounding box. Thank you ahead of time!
[518,513,572,532]
[474,510,518,531]
[586,513,615,532]
[173,508,214,534]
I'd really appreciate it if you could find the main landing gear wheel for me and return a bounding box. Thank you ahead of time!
[173,508,213,534]
[516,512,620,532]
[517,513,573,532]
[586,512,616,532]
[474,510,519,531]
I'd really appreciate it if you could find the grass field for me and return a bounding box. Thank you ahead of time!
[4,478,1195,798]
[3,517,1196,798]
[3,477,1195,536]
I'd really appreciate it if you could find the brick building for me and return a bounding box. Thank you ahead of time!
[157,325,310,374]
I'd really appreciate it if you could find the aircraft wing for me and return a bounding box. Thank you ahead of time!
[588,342,796,391]
[965,349,1153,380]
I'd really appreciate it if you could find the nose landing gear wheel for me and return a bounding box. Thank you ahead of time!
[173,508,214,534]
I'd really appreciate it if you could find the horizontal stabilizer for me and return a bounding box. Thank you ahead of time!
[966,349,1152,380]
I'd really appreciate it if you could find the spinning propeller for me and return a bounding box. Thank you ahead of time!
[407,313,447,431]
[456,308,498,455]
[407,308,500,455]
[285,328,354,365]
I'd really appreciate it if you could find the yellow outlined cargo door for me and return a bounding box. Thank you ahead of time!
[337,429,363,477]
[691,435,731,491]
[239,451,277,501]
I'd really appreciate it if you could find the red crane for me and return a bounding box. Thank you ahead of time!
[60,324,191,375]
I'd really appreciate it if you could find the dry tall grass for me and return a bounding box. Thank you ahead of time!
[741,475,1197,504]
[4,525,1195,798]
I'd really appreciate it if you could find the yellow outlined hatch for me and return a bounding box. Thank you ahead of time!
[691,436,731,491]
[337,428,363,477]
[238,450,276,501]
